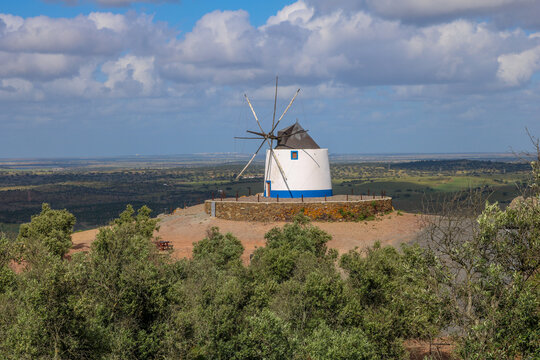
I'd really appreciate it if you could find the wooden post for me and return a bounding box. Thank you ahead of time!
[324,195,327,201]
[257,194,260,202]
[277,194,279,203]
[212,192,214,200]
[301,194,304,202]
[360,194,363,200]
[236,191,239,201]
[248,187,251,196]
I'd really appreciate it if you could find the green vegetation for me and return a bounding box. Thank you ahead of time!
[0,159,529,229]
[17,203,75,258]
[0,153,538,358]
[0,165,263,229]
[0,156,537,358]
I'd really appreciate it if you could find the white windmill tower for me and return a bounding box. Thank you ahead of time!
[235,78,332,198]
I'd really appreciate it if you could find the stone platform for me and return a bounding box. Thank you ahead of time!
[204,194,392,222]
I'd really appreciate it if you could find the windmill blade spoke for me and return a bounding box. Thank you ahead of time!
[270,149,287,182]
[271,76,278,148]
[246,130,266,137]
[300,149,320,167]
[235,139,266,180]
[270,149,295,197]
[278,129,307,139]
[244,94,266,134]
[271,88,300,134]
[235,137,263,139]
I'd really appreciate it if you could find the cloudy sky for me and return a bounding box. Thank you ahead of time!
[1,0,540,157]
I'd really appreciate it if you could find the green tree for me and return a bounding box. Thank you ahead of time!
[164,229,249,359]
[0,235,15,293]
[250,214,333,283]
[269,257,347,334]
[422,141,540,359]
[235,309,296,360]
[78,204,168,359]
[0,246,103,359]
[193,227,244,269]
[340,243,446,358]
[17,203,75,258]
[304,322,376,360]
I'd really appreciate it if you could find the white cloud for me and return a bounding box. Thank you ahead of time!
[497,45,540,86]
[307,0,540,29]
[180,10,257,65]
[265,0,314,27]
[0,78,33,99]
[102,55,157,95]
[88,12,127,32]
[0,2,540,102]
[365,0,526,19]
[0,15,124,55]
[1,2,540,157]
[0,14,24,32]
[0,51,81,80]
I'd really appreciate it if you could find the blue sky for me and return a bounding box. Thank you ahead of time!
[1,1,293,31]
[1,0,540,157]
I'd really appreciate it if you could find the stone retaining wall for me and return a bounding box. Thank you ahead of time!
[204,197,392,222]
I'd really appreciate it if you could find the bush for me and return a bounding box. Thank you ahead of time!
[17,203,75,258]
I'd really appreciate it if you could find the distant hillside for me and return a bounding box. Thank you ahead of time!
[392,159,529,172]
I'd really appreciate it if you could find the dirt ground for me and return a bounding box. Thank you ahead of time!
[405,338,455,360]
[71,204,425,262]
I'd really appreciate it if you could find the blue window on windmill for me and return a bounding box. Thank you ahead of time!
[291,151,299,160]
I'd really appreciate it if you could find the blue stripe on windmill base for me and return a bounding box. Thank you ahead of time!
[266,189,333,198]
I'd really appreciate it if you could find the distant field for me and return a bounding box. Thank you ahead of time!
[0,158,530,230]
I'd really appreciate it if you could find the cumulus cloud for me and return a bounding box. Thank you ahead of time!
[0,14,124,55]
[497,45,540,86]
[0,11,171,83]
[0,51,81,80]
[1,1,540,101]
[103,55,157,95]
[0,14,24,32]
[306,0,540,29]
[265,0,314,27]
[164,4,536,88]
[88,12,127,32]
[365,0,526,19]
[2,2,540,156]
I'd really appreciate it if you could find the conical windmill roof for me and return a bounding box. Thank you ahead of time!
[275,121,320,149]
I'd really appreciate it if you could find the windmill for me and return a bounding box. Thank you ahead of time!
[235,77,333,198]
